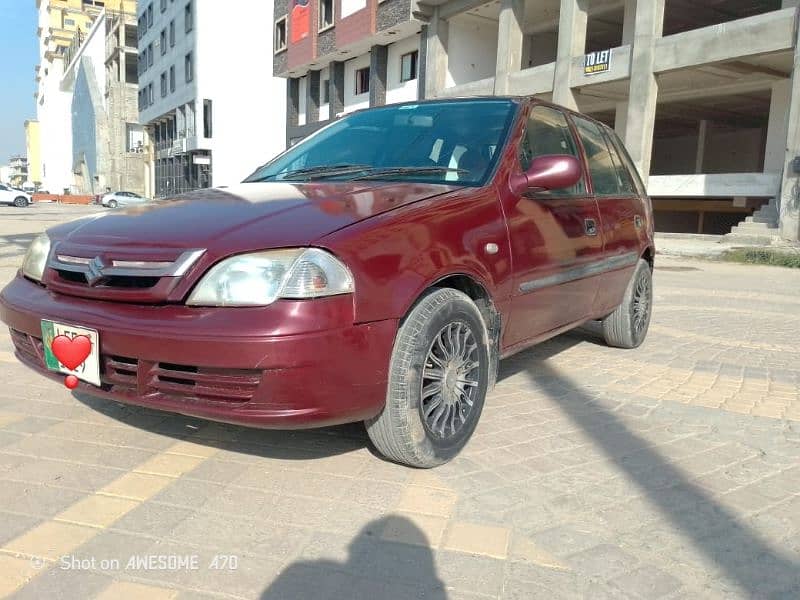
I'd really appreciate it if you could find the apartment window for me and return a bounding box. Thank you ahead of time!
[355,66,370,95]
[147,43,153,66]
[169,20,175,46]
[160,0,166,12]
[321,79,329,104]
[400,51,418,82]
[185,52,193,82]
[169,65,175,92]
[147,3,153,27]
[137,16,144,38]
[64,18,75,26]
[148,83,153,105]
[185,1,193,33]
[275,17,287,52]
[160,29,166,55]
[319,0,333,30]
[203,99,212,138]
[160,72,167,97]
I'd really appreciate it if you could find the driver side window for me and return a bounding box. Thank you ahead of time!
[518,106,586,197]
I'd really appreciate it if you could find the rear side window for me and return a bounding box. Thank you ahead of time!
[606,129,645,196]
[519,106,586,196]
[572,115,632,196]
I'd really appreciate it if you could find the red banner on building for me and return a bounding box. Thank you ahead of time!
[290,0,310,43]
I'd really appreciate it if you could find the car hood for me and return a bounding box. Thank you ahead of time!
[47,181,460,256]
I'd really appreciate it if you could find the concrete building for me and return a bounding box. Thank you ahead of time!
[64,8,146,195]
[273,0,800,242]
[0,166,10,186]
[34,0,135,193]
[8,157,30,188]
[137,0,286,198]
[24,120,42,189]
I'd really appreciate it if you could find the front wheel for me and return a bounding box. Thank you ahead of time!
[13,197,27,208]
[106,199,118,208]
[366,288,490,468]
[602,258,652,349]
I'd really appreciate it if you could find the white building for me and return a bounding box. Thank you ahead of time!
[137,0,286,197]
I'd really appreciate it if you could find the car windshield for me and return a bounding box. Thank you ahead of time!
[245,99,518,186]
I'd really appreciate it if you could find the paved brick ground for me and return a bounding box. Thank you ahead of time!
[0,205,798,599]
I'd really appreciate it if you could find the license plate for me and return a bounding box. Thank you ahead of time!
[40,320,101,387]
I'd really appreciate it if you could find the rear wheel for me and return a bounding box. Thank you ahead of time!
[13,197,27,208]
[366,288,490,468]
[106,199,118,208]
[602,258,652,349]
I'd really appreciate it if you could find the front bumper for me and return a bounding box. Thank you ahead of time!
[0,275,396,428]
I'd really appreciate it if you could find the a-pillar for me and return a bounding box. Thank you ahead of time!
[423,7,449,98]
[494,0,524,94]
[623,0,665,183]
[552,0,588,110]
[779,27,800,241]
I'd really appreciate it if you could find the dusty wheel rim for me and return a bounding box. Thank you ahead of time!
[14,198,26,207]
[108,200,117,208]
[420,321,481,440]
[632,268,652,336]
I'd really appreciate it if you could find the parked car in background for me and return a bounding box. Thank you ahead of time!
[101,191,148,208]
[1,97,654,468]
[0,184,32,207]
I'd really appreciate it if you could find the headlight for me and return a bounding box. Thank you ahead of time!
[186,248,354,306]
[21,233,51,282]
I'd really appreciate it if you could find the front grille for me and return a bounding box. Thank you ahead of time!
[9,330,261,404]
[55,269,160,289]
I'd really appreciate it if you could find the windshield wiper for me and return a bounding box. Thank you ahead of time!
[348,166,469,181]
[275,164,372,181]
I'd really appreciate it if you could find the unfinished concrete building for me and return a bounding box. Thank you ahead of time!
[274,0,800,242]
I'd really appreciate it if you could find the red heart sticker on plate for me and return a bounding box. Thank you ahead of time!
[50,335,91,370]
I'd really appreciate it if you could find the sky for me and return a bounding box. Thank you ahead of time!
[0,1,39,163]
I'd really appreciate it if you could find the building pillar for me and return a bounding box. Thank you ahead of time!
[614,102,627,138]
[621,0,636,45]
[552,0,588,110]
[286,77,299,146]
[695,119,708,174]
[779,29,800,240]
[765,79,790,174]
[623,0,665,183]
[424,8,449,98]
[494,0,524,94]
[369,45,388,107]
[307,70,320,124]
[330,61,345,118]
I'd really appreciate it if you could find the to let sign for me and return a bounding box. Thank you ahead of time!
[584,49,612,76]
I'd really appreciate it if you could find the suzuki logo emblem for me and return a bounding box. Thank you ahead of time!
[86,256,107,286]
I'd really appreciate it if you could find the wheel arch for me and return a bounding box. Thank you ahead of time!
[403,273,501,390]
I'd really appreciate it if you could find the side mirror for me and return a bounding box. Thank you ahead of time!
[509,154,582,195]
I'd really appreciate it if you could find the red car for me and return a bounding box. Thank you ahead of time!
[1,98,653,468]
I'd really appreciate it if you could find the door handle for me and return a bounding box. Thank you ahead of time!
[584,218,598,236]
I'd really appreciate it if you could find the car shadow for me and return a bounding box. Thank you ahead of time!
[514,354,800,596]
[72,391,371,461]
[260,515,447,599]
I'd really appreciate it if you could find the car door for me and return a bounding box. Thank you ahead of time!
[502,104,604,349]
[0,185,9,204]
[570,116,644,316]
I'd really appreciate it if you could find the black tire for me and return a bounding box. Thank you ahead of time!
[602,258,652,349]
[106,199,118,208]
[366,288,490,468]
[13,197,27,208]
